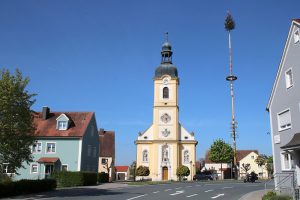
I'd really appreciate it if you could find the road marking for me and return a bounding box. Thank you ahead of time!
[186,186,193,188]
[205,190,214,192]
[153,191,160,193]
[165,189,172,191]
[175,187,182,189]
[222,186,233,189]
[211,194,224,199]
[170,190,184,196]
[187,194,198,198]
[126,194,147,200]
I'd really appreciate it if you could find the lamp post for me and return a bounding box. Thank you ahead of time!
[225,12,238,179]
[190,161,193,181]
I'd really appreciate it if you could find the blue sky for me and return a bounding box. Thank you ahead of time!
[0,0,299,165]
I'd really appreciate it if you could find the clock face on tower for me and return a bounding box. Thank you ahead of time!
[161,113,171,123]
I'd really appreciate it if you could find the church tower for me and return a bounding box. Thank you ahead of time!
[135,35,198,181]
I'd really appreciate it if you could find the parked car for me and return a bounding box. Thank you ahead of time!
[193,173,213,181]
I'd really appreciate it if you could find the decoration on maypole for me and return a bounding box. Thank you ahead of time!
[225,11,238,179]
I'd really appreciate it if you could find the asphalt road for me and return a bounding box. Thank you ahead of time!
[5,181,273,200]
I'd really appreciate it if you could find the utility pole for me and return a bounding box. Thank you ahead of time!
[225,12,238,179]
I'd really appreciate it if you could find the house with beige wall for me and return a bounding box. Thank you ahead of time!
[135,39,198,181]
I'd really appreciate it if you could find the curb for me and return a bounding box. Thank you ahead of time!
[238,189,271,200]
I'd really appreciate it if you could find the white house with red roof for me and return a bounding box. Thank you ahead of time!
[10,107,99,180]
[115,166,130,181]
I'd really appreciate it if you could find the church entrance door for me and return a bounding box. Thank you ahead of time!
[162,167,168,180]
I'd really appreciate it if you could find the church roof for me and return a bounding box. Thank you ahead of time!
[155,64,178,78]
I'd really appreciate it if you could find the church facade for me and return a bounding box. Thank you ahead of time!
[135,38,198,181]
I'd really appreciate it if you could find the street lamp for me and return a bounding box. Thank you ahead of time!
[190,161,193,181]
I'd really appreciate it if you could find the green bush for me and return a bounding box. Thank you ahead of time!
[0,179,56,197]
[136,166,150,176]
[262,191,292,200]
[98,172,109,183]
[51,171,97,187]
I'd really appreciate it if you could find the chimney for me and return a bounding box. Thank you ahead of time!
[42,106,50,120]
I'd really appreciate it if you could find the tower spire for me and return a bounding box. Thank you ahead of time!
[161,32,172,64]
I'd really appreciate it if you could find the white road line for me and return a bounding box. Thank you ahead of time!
[165,189,172,191]
[222,186,233,189]
[153,191,160,193]
[211,194,224,199]
[170,190,184,196]
[187,194,198,198]
[126,194,147,200]
[186,186,193,188]
[175,187,182,189]
[205,189,214,192]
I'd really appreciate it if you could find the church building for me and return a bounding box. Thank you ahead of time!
[135,37,198,181]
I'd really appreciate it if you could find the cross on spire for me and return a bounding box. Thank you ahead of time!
[165,32,168,42]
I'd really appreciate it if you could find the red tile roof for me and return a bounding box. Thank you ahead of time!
[205,150,259,164]
[115,166,129,172]
[33,112,94,137]
[99,130,115,157]
[37,157,60,163]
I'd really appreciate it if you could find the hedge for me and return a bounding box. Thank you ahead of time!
[0,179,56,198]
[51,171,97,187]
[262,191,292,200]
[98,172,109,183]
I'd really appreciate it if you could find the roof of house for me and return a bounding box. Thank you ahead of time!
[99,130,115,157]
[37,157,60,163]
[267,19,300,110]
[115,166,129,172]
[33,111,94,137]
[205,150,259,164]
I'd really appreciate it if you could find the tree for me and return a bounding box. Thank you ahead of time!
[0,69,36,175]
[196,158,205,173]
[103,159,114,182]
[136,165,150,177]
[255,154,268,178]
[129,161,136,181]
[240,163,251,175]
[176,165,190,181]
[265,156,274,178]
[209,139,233,179]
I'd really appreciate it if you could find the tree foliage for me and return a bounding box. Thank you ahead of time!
[176,165,190,181]
[136,165,150,177]
[224,12,235,31]
[0,69,36,174]
[129,161,136,181]
[255,154,268,167]
[209,139,233,179]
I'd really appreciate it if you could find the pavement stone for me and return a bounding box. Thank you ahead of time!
[239,189,272,200]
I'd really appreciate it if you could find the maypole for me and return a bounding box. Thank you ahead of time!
[225,12,238,179]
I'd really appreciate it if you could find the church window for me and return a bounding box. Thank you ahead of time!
[143,150,148,162]
[184,150,190,163]
[163,87,169,99]
[162,145,169,162]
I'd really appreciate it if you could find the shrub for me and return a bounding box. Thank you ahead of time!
[51,171,97,187]
[176,165,190,181]
[98,172,109,183]
[262,191,292,200]
[0,179,56,197]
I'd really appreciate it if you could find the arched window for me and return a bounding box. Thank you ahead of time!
[163,87,169,99]
[143,150,148,162]
[184,150,189,163]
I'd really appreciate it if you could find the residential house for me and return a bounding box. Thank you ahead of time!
[267,19,300,188]
[115,166,130,181]
[9,107,99,180]
[98,129,115,181]
[204,150,266,179]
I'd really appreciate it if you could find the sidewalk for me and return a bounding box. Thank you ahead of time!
[239,189,271,200]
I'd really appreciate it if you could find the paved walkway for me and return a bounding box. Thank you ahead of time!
[239,189,271,200]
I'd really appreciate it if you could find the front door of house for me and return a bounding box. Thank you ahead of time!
[162,167,168,180]
[45,164,54,179]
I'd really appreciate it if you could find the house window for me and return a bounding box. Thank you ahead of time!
[281,152,295,171]
[294,29,299,44]
[184,150,190,163]
[251,156,255,159]
[163,87,169,99]
[61,164,68,171]
[58,121,68,130]
[277,109,292,131]
[143,150,148,162]
[285,69,293,89]
[46,142,56,153]
[87,145,91,157]
[2,163,14,174]
[32,142,42,153]
[31,163,38,173]
[102,158,108,164]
